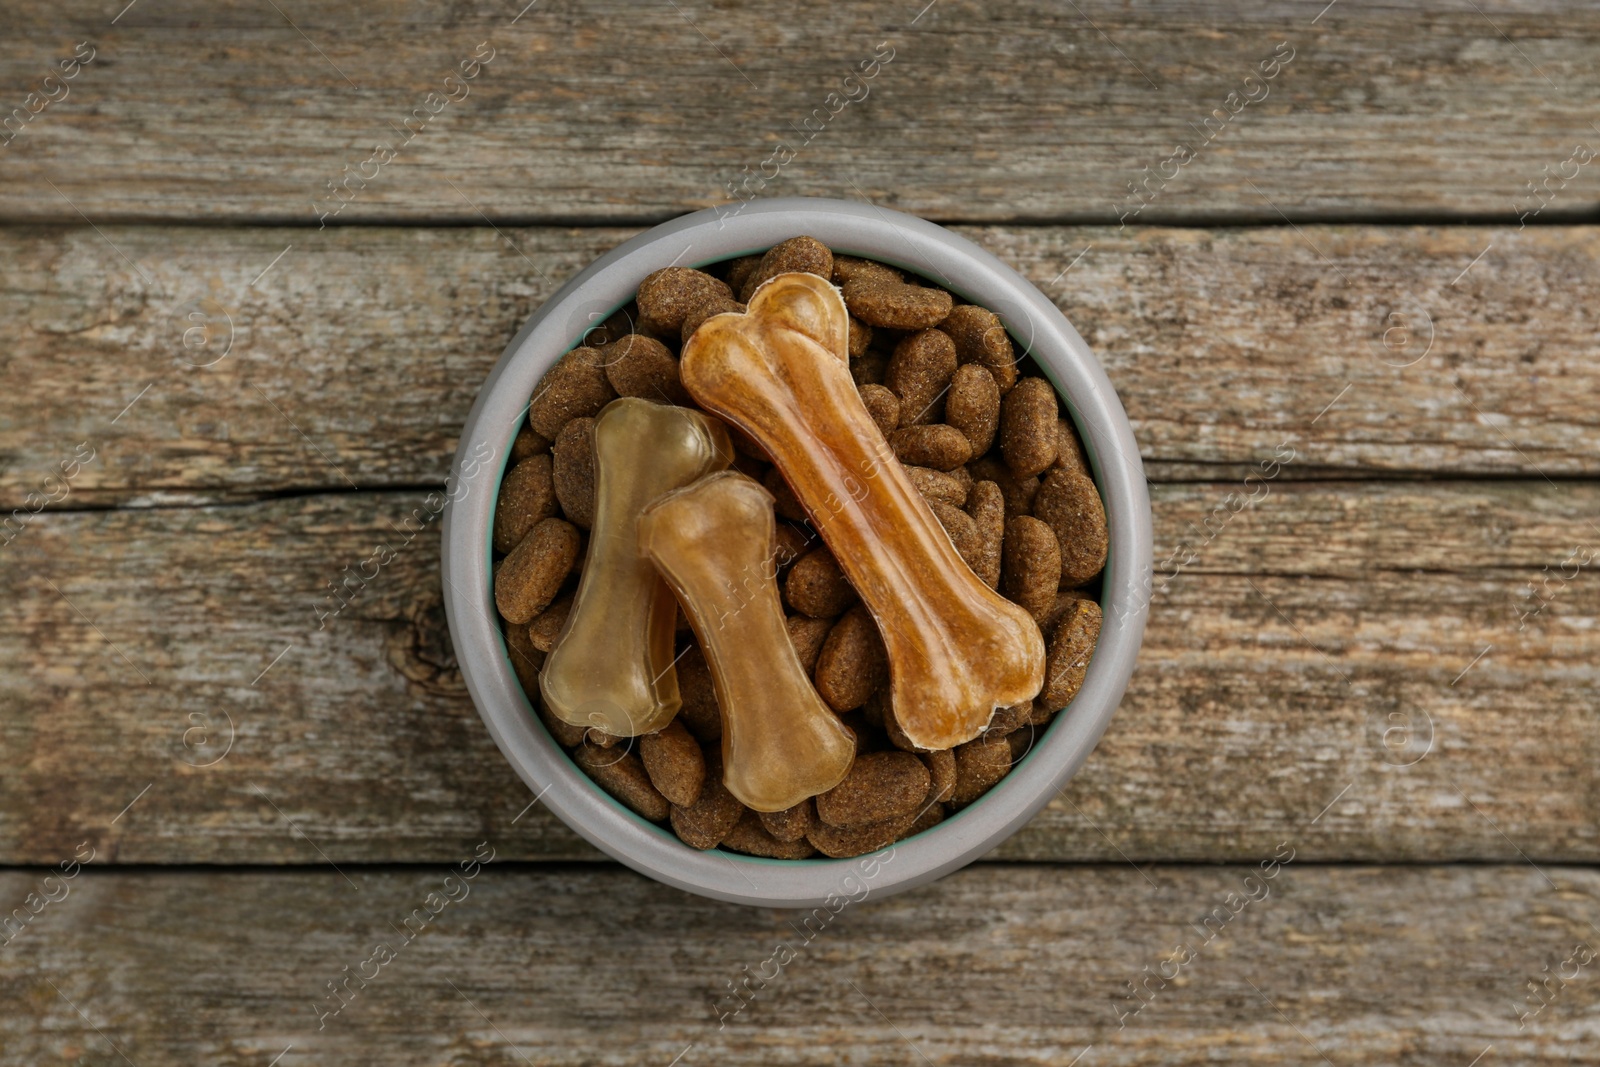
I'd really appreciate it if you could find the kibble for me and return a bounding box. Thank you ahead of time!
[759,799,815,843]
[511,424,550,464]
[723,809,818,859]
[528,346,616,440]
[599,334,689,406]
[786,547,858,618]
[640,720,706,808]
[574,741,671,821]
[1002,515,1062,621]
[889,424,972,472]
[965,480,1005,588]
[904,465,968,508]
[675,644,722,743]
[885,329,957,425]
[858,383,901,437]
[723,255,762,295]
[528,593,572,652]
[815,751,930,829]
[1053,418,1090,477]
[968,455,1040,518]
[740,235,834,301]
[670,752,745,849]
[921,749,956,803]
[681,297,745,344]
[814,606,888,712]
[1039,588,1094,633]
[842,275,954,330]
[1000,377,1059,478]
[850,352,887,387]
[1034,469,1109,586]
[505,619,545,698]
[946,363,1001,455]
[848,317,873,358]
[985,702,1031,738]
[494,454,558,555]
[537,694,587,748]
[786,615,834,676]
[636,266,734,336]
[951,733,1012,805]
[495,517,580,624]
[1038,597,1102,714]
[762,467,809,522]
[940,304,1018,393]
[927,498,984,575]
[832,256,900,287]
[807,811,918,859]
[551,417,597,529]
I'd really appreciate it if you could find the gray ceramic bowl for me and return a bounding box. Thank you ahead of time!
[442,197,1150,908]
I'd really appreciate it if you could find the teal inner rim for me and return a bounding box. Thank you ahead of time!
[485,246,1109,866]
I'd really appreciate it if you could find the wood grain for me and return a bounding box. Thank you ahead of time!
[3,2,1598,224]
[4,223,1599,511]
[1,864,1595,1065]
[2,481,1592,865]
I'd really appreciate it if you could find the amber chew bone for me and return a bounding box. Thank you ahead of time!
[682,272,1045,750]
[541,398,732,737]
[639,471,855,812]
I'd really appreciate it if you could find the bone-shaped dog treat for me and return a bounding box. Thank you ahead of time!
[541,398,732,737]
[638,471,856,811]
[681,273,1045,750]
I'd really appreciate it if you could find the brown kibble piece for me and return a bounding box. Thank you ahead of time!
[494,454,558,555]
[889,424,972,472]
[786,615,834,676]
[681,297,745,344]
[637,267,734,336]
[574,741,670,821]
[785,547,858,618]
[527,593,572,653]
[528,347,617,440]
[1038,598,1102,713]
[985,702,1032,738]
[951,733,1012,805]
[885,329,958,425]
[807,811,917,858]
[1034,470,1110,586]
[510,424,549,464]
[670,753,745,849]
[722,809,818,859]
[968,456,1040,519]
[815,751,930,829]
[759,799,815,843]
[1000,377,1060,478]
[922,749,957,803]
[848,317,873,358]
[965,480,1005,589]
[771,522,815,571]
[832,256,900,287]
[850,353,887,387]
[842,276,954,330]
[551,417,597,529]
[722,255,762,295]
[761,467,808,522]
[927,499,984,576]
[814,606,888,712]
[946,363,1001,456]
[904,465,968,508]
[598,334,689,406]
[536,694,585,748]
[1002,515,1063,621]
[858,384,901,437]
[494,517,580,624]
[881,701,928,753]
[940,304,1018,393]
[640,720,706,808]
[505,619,545,697]
[1006,729,1035,764]
[740,236,834,302]
[676,645,721,744]
[1052,418,1090,477]
[1040,588,1094,632]
[907,802,945,836]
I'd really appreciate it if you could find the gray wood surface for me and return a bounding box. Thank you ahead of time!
[3,481,1591,865]
[3,223,1597,511]
[3,2,1598,224]
[1,864,1593,1065]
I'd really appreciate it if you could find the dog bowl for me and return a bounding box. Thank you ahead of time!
[442,197,1151,908]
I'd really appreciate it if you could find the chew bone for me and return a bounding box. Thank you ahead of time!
[680,273,1045,750]
[638,471,856,811]
[541,398,732,737]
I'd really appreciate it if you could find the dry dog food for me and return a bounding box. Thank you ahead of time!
[492,238,1108,859]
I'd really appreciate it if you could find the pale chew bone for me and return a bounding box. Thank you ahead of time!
[639,471,856,811]
[680,272,1045,750]
[541,398,732,737]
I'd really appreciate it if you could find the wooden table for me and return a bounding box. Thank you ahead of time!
[3,2,1597,1063]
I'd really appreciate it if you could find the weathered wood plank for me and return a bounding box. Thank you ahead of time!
[2,482,1593,865]
[1,864,1594,1065]
[2,2,1598,224]
[3,223,1597,510]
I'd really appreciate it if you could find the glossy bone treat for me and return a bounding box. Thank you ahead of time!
[681,272,1045,750]
[541,398,732,737]
[638,471,856,811]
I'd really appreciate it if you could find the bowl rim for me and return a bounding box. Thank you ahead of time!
[442,196,1151,908]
